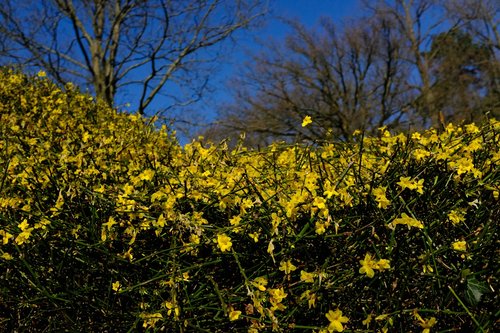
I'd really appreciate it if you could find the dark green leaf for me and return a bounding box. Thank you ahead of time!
[465,277,489,306]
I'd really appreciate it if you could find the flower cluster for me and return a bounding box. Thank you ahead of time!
[0,70,497,332]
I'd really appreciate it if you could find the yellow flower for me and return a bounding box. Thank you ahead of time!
[229,215,241,226]
[413,149,431,160]
[315,221,326,235]
[388,213,424,230]
[447,209,466,225]
[279,259,297,275]
[359,254,390,277]
[102,216,118,230]
[300,270,315,283]
[0,230,14,245]
[397,177,424,194]
[229,309,242,321]
[359,253,377,278]
[362,313,372,327]
[375,314,389,321]
[1,252,13,260]
[449,157,474,175]
[154,214,166,228]
[372,187,391,209]
[300,290,317,308]
[217,233,232,252]
[267,239,275,262]
[112,281,121,292]
[420,317,437,333]
[251,276,268,291]
[138,169,155,181]
[414,310,437,333]
[37,70,46,77]
[189,234,200,244]
[313,196,327,209]
[268,287,287,304]
[248,232,259,242]
[325,308,349,332]
[15,229,33,245]
[18,219,30,231]
[375,259,391,271]
[422,264,434,274]
[451,240,467,252]
[121,247,134,261]
[397,177,414,190]
[140,312,163,328]
[414,179,425,194]
[164,301,180,318]
[464,123,480,134]
[302,115,313,127]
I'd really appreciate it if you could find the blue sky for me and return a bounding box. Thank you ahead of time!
[166,0,362,143]
[5,1,362,144]
[217,0,362,92]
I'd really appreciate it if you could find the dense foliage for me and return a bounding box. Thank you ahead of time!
[1,70,499,332]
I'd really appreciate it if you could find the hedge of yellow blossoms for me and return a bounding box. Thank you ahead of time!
[1,69,498,331]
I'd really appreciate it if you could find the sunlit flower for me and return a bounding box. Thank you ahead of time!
[359,253,377,278]
[447,209,466,225]
[18,219,30,231]
[1,252,13,260]
[229,215,241,226]
[164,301,180,318]
[397,176,414,189]
[449,157,474,175]
[414,310,437,333]
[102,216,118,230]
[279,259,297,274]
[397,177,424,194]
[300,270,315,283]
[375,259,391,271]
[268,287,287,304]
[217,233,232,252]
[300,290,317,308]
[302,115,313,127]
[359,254,390,277]
[112,281,121,292]
[451,240,467,252]
[248,232,259,242]
[251,276,268,291]
[138,169,155,181]
[325,308,349,332]
[362,313,372,327]
[229,309,242,321]
[315,221,326,235]
[15,229,33,245]
[372,187,391,209]
[0,230,14,245]
[388,213,424,229]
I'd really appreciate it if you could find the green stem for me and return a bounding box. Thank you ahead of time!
[448,286,484,332]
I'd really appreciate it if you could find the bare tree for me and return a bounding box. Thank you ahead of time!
[206,0,499,146]
[425,29,499,123]
[367,0,499,126]
[0,0,267,115]
[205,15,413,146]
[364,0,448,127]
[444,0,500,118]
